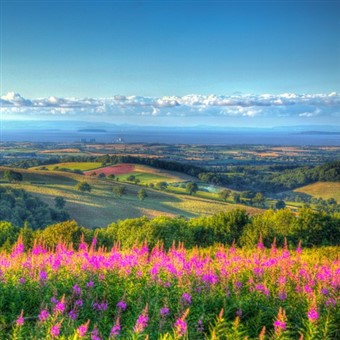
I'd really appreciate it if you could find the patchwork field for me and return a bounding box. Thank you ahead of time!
[295,181,340,201]
[0,166,261,228]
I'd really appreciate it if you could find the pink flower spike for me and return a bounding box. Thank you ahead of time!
[51,323,61,338]
[77,320,90,338]
[133,304,149,334]
[307,308,319,322]
[16,310,24,326]
[110,318,121,338]
[38,309,49,322]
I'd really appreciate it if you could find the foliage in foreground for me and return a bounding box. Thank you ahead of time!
[0,239,339,339]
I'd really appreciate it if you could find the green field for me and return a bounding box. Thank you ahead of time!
[32,162,102,171]
[0,166,262,228]
[295,181,340,201]
[117,171,169,184]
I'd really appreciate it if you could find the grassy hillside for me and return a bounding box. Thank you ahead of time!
[0,166,262,228]
[294,182,340,201]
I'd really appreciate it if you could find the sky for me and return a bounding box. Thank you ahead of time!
[1,0,339,127]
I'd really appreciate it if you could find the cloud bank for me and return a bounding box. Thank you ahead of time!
[1,91,339,122]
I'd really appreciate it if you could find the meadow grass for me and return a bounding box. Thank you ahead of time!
[295,181,340,201]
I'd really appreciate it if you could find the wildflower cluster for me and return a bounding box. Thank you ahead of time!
[0,240,338,339]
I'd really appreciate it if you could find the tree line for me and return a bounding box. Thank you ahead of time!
[1,207,339,252]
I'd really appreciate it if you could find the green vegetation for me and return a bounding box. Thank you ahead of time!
[1,207,339,251]
[114,185,127,197]
[75,181,92,192]
[0,186,69,230]
[137,188,148,201]
[3,169,23,183]
[1,241,339,339]
[34,162,102,172]
[186,182,198,195]
[54,196,66,209]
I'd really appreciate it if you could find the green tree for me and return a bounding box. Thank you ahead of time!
[137,189,148,201]
[219,189,231,201]
[3,170,23,183]
[108,174,115,180]
[127,175,136,182]
[186,182,199,195]
[233,193,241,203]
[254,192,265,207]
[275,200,286,210]
[98,173,106,179]
[39,220,83,248]
[54,196,66,209]
[75,181,91,192]
[114,185,127,197]
[156,182,168,190]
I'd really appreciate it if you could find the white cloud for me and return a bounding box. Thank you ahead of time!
[1,91,339,121]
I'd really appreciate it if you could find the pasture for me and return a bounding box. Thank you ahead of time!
[294,181,340,202]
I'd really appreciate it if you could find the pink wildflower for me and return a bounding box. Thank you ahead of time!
[110,318,121,338]
[77,320,90,337]
[116,301,127,311]
[307,308,319,322]
[133,305,149,334]
[73,284,81,295]
[181,292,192,304]
[54,295,65,314]
[38,309,49,322]
[16,310,24,326]
[91,326,101,340]
[174,309,189,338]
[175,319,187,337]
[274,307,286,334]
[51,323,61,338]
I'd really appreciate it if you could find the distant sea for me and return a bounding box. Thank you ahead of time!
[1,128,340,145]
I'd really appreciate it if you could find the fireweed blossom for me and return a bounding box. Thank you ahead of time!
[307,308,319,322]
[160,307,170,317]
[51,323,61,338]
[38,309,50,322]
[175,319,187,337]
[0,240,338,338]
[16,310,24,326]
[273,308,286,334]
[110,318,121,338]
[73,284,81,295]
[91,327,101,340]
[54,296,66,314]
[77,320,90,337]
[174,309,189,338]
[18,277,26,284]
[181,293,192,305]
[116,301,127,311]
[196,319,204,332]
[86,280,94,288]
[133,305,149,334]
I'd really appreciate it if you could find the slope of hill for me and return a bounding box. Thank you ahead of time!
[0,167,262,228]
[294,182,340,201]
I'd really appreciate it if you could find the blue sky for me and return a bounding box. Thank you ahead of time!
[1,0,339,126]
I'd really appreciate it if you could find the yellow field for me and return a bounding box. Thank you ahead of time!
[295,182,340,201]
